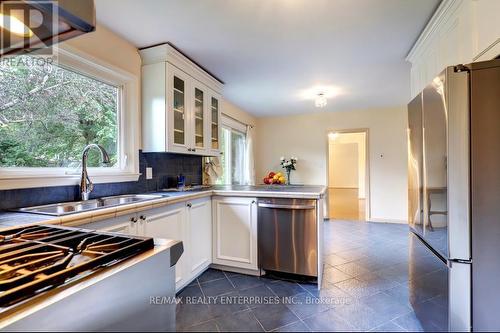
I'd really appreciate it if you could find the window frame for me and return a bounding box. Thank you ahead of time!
[0,46,140,190]
[220,114,247,185]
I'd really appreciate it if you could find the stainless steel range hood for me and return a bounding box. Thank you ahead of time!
[0,0,95,57]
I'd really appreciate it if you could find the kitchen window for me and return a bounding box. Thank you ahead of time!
[0,58,119,168]
[217,114,248,185]
[220,127,246,185]
[0,47,140,189]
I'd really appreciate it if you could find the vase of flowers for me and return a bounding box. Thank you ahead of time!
[280,156,297,185]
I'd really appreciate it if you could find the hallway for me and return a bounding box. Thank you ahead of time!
[327,131,367,221]
[328,188,366,220]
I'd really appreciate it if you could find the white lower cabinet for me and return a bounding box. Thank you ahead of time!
[212,196,258,270]
[79,198,212,291]
[142,202,187,288]
[78,195,258,289]
[80,212,139,235]
[187,197,212,277]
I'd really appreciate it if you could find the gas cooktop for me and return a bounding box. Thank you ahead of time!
[0,225,154,307]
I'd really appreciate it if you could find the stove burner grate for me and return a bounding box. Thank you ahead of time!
[0,225,154,306]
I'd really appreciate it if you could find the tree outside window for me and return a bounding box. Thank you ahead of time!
[0,56,119,168]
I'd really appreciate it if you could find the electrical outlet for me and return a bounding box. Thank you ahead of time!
[146,167,153,180]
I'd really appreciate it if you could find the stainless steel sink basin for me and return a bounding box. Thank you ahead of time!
[15,194,165,216]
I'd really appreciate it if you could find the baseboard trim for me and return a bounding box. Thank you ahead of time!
[210,264,261,276]
[327,187,359,189]
[368,218,407,224]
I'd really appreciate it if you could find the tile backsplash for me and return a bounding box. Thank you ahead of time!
[0,151,202,210]
[141,151,202,191]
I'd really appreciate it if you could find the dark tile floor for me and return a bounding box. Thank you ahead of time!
[176,220,424,332]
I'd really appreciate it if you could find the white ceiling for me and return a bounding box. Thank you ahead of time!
[95,0,439,117]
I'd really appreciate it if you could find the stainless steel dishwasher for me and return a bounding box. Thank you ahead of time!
[258,198,318,277]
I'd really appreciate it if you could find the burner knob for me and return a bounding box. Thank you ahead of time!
[131,217,138,223]
[186,202,192,208]
[140,215,146,221]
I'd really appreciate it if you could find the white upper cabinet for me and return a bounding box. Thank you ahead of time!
[407,0,500,99]
[168,64,191,154]
[140,43,223,156]
[209,93,222,155]
[473,0,500,61]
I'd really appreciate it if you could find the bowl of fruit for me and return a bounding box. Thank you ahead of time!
[263,171,286,185]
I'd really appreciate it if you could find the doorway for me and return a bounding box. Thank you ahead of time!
[327,130,369,221]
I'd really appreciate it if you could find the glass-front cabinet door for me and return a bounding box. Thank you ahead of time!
[209,92,222,155]
[166,63,221,156]
[190,82,209,155]
[167,64,190,153]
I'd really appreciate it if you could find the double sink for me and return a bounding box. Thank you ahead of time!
[15,194,165,217]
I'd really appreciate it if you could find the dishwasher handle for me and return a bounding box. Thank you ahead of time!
[257,203,316,210]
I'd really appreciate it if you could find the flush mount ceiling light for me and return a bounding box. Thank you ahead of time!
[0,13,34,37]
[315,93,327,108]
[328,132,339,140]
[299,85,342,109]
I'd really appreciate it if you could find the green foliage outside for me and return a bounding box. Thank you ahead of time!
[0,56,118,168]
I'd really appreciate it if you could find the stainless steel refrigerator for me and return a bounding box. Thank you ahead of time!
[407,59,500,332]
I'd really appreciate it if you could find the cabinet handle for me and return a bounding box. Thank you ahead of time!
[251,200,256,204]
[131,217,138,223]
[187,202,192,208]
[192,148,196,152]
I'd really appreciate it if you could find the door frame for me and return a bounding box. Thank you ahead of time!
[325,128,371,221]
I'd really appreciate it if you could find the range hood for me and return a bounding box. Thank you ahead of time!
[0,0,95,57]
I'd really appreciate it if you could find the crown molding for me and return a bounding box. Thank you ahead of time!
[139,43,224,93]
[406,0,464,63]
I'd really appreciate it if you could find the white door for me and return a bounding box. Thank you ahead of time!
[167,63,191,154]
[186,197,212,276]
[142,203,187,288]
[212,196,258,270]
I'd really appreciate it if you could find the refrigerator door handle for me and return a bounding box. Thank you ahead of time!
[449,259,472,267]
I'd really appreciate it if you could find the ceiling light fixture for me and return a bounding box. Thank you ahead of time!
[328,132,339,140]
[299,85,342,108]
[315,93,327,108]
[0,13,34,37]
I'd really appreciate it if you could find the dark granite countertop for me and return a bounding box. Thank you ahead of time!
[0,212,55,229]
[0,185,326,230]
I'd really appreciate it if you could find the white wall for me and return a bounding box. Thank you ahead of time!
[255,106,408,223]
[223,100,257,127]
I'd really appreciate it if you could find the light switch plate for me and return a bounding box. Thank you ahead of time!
[146,167,153,180]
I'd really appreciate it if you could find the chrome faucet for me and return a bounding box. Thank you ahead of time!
[80,144,111,201]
